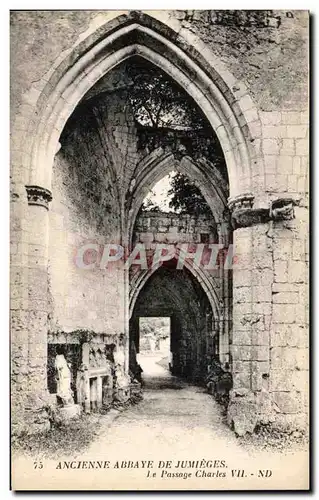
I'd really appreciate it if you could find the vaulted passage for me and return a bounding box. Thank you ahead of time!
[47,52,233,398]
[130,266,215,384]
[11,10,309,444]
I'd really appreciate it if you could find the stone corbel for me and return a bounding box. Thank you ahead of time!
[229,194,301,229]
[231,208,270,229]
[25,185,52,210]
[270,197,300,221]
[228,193,270,229]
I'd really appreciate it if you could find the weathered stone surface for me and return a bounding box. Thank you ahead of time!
[251,361,270,391]
[10,10,309,436]
[271,412,309,432]
[252,285,272,303]
[272,391,302,414]
[270,369,308,392]
[272,291,299,303]
[227,391,258,436]
[270,324,307,348]
[231,345,269,362]
[288,260,307,283]
[273,303,298,323]
[270,346,308,370]
[53,404,82,424]
[274,260,288,283]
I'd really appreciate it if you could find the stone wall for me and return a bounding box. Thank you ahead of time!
[261,110,309,204]
[49,101,123,336]
[269,212,308,429]
[227,103,309,435]
[133,211,218,246]
[183,10,308,111]
[49,150,124,336]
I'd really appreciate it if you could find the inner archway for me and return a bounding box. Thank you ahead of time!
[130,265,215,384]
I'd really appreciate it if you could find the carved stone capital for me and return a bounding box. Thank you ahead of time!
[228,193,254,213]
[26,185,52,210]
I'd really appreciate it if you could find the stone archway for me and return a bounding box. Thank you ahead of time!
[11,10,266,434]
[129,248,221,319]
[130,265,215,383]
[125,149,229,246]
[13,11,261,194]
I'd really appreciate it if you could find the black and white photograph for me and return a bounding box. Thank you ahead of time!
[10,9,309,491]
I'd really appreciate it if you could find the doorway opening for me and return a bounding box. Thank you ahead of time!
[138,316,171,378]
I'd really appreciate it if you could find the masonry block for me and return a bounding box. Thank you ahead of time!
[251,361,270,391]
[292,156,301,175]
[272,391,302,414]
[262,139,281,155]
[281,111,301,125]
[286,125,308,138]
[295,138,308,155]
[277,155,293,174]
[271,347,308,370]
[280,139,295,155]
[288,260,307,283]
[260,111,281,125]
[252,285,272,303]
[272,291,299,304]
[274,260,288,283]
[270,369,308,392]
[273,238,292,260]
[263,125,286,139]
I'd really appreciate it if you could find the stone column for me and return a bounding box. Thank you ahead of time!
[226,194,305,436]
[268,200,309,432]
[84,370,91,414]
[96,376,103,409]
[23,185,52,432]
[226,194,273,435]
[218,220,232,366]
[11,181,30,434]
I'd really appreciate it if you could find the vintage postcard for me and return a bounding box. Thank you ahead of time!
[10,9,309,491]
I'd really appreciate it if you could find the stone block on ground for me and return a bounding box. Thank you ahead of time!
[57,404,82,423]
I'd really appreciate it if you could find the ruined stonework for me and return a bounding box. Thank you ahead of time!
[11,10,308,436]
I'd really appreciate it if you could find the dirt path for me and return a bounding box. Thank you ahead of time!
[77,356,308,490]
[12,356,309,490]
[88,355,240,456]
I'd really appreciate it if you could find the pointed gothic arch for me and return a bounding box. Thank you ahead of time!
[125,148,230,246]
[129,245,221,320]
[13,10,260,200]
